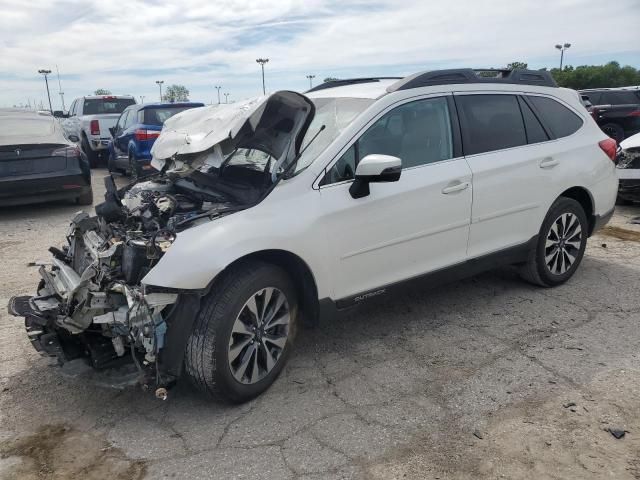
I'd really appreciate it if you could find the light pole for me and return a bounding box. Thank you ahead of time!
[306,75,316,89]
[555,43,571,70]
[140,96,145,104]
[256,58,269,95]
[156,80,164,101]
[55,65,65,111]
[37,69,53,114]
[214,85,222,104]
[224,93,230,104]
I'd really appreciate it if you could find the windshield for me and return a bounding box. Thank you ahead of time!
[83,98,136,115]
[294,97,374,173]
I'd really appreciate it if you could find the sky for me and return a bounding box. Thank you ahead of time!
[1,0,639,109]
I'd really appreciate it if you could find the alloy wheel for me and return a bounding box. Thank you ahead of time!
[544,212,583,275]
[228,287,290,384]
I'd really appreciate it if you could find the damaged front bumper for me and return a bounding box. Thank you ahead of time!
[8,212,180,392]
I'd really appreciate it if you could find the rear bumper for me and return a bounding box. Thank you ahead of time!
[592,208,615,234]
[90,138,111,151]
[0,172,91,206]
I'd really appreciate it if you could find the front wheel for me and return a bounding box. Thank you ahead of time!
[519,197,588,287]
[185,262,298,403]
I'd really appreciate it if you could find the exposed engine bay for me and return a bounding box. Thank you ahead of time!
[7,170,256,391]
[7,90,317,395]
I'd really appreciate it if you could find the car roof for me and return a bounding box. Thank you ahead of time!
[82,95,135,99]
[306,79,401,99]
[306,68,559,100]
[139,102,205,109]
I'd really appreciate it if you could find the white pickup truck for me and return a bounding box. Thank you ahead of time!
[62,95,136,166]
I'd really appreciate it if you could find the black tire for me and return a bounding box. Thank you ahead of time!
[185,262,298,403]
[81,135,99,168]
[519,197,588,287]
[601,123,625,143]
[107,150,119,174]
[128,154,139,182]
[76,187,93,206]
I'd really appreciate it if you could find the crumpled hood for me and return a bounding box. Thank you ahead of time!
[620,132,640,150]
[151,90,314,172]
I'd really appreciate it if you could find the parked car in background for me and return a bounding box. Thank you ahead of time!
[9,68,618,403]
[107,102,204,179]
[580,88,640,142]
[616,131,640,203]
[62,95,136,167]
[0,109,92,206]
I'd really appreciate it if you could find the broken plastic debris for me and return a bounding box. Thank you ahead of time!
[607,427,627,439]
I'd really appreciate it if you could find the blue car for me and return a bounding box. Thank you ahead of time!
[107,102,204,178]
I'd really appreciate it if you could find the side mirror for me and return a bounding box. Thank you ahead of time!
[53,110,68,118]
[67,134,80,143]
[109,127,117,137]
[349,154,402,199]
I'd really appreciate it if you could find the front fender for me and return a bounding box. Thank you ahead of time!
[141,207,326,294]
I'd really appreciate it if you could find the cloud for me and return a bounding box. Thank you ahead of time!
[1,0,638,108]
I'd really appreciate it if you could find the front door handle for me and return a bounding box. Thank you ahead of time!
[539,157,559,169]
[442,181,470,194]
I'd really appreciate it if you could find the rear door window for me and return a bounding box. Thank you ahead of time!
[527,96,583,139]
[581,92,602,105]
[456,94,527,155]
[117,111,129,131]
[123,109,136,128]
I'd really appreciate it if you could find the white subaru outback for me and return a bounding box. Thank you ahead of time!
[10,69,618,402]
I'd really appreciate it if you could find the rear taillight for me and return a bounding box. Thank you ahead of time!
[134,129,161,141]
[90,119,100,135]
[51,145,82,157]
[598,138,617,162]
[627,110,640,117]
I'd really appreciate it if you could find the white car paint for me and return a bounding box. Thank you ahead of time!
[618,132,640,179]
[142,80,618,303]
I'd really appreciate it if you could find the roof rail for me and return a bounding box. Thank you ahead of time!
[306,77,402,93]
[387,68,558,92]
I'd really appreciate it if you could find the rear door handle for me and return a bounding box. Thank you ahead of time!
[539,157,559,168]
[442,181,470,194]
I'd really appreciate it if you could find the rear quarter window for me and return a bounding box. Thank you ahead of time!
[143,107,195,126]
[527,96,583,139]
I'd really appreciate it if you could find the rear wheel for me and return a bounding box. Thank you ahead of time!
[519,197,588,287]
[76,187,93,205]
[185,262,297,403]
[601,123,625,143]
[81,136,99,168]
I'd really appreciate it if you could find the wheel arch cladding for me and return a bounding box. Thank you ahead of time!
[213,250,320,327]
[559,187,594,235]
